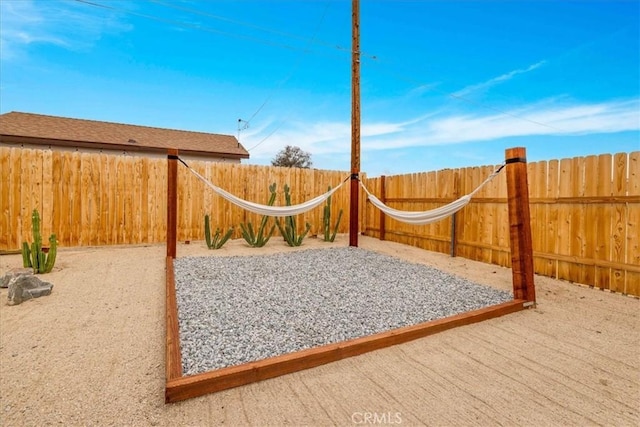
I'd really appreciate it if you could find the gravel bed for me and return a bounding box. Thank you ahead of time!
[174,247,512,376]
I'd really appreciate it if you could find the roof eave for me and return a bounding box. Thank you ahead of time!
[0,135,250,159]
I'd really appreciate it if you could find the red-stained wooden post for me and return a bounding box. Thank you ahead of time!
[505,147,536,303]
[379,175,386,240]
[167,149,178,259]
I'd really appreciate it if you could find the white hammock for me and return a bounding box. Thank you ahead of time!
[361,185,471,225]
[360,164,505,225]
[182,162,348,217]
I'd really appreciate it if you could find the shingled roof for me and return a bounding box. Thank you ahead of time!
[0,112,249,159]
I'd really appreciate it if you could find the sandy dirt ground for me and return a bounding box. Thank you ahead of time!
[1,235,638,426]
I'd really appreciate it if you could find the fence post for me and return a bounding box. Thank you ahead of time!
[505,147,535,303]
[450,214,457,257]
[167,149,178,259]
[450,170,460,257]
[379,175,386,240]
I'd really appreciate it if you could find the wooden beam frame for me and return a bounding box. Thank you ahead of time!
[505,147,536,302]
[164,146,537,403]
[165,273,528,402]
[167,149,178,259]
[166,256,182,382]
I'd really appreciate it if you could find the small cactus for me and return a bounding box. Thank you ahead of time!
[43,234,58,273]
[21,209,57,273]
[276,184,311,247]
[204,214,233,249]
[21,242,31,268]
[322,185,343,242]
[239,183,277,247]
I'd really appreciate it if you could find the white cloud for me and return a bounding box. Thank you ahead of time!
[0,0,132,60]
[454,60,547,97]
[404,82,441,99]
[245,98,640,160]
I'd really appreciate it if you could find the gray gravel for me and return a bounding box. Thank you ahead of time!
[174,247,512,376]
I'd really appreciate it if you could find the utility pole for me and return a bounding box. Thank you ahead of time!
[349,0,361,247]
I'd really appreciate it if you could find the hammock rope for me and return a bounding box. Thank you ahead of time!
[177,157,349,217]
[360,163,505,225]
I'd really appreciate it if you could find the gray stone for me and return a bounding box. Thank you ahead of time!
[7,275,53,306]
[0,268,33,288]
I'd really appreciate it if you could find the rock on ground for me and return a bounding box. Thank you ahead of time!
[3,271,53,305]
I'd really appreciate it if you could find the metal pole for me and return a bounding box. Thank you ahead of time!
[450,213,457,257]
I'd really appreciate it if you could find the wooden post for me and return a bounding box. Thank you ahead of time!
[167,149,178,259]
[349,0,360,247]
[505,147,535,303]
[165,256,182,387]
[379,175,386,240]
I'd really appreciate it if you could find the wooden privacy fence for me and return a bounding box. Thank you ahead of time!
[0,147,356,251]
[2,146,638,295]
[363,151,639,297]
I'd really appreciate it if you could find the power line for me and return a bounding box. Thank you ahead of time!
[149,0,377,59]
[246,122,285,152]
[72,0,377,60]
[242,1,332,151]
[244,1,331,126]
[72,0,305,52]
[72,0,562,134]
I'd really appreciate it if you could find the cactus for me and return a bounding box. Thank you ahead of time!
[322,185,343,242]
[21,242,31,268]
[276,184,311,247]
[43,234,58,273]
[239,183,277,247]
[21,209,58,273]
[204,214,233,249]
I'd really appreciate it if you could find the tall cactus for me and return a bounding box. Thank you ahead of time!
[322,185,343,242]
[276,184,311,247]
[204,214,233,249]
[21,209,57,273]
[30,208,42,271]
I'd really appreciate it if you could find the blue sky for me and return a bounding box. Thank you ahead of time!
[1,0,638,176]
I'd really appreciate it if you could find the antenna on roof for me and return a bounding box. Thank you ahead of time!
[237,118,249,147]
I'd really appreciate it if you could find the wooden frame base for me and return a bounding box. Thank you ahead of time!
[165,257,529,403]
[164,146,536,402]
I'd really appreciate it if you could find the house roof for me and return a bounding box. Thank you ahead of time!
[0,112,249,159]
